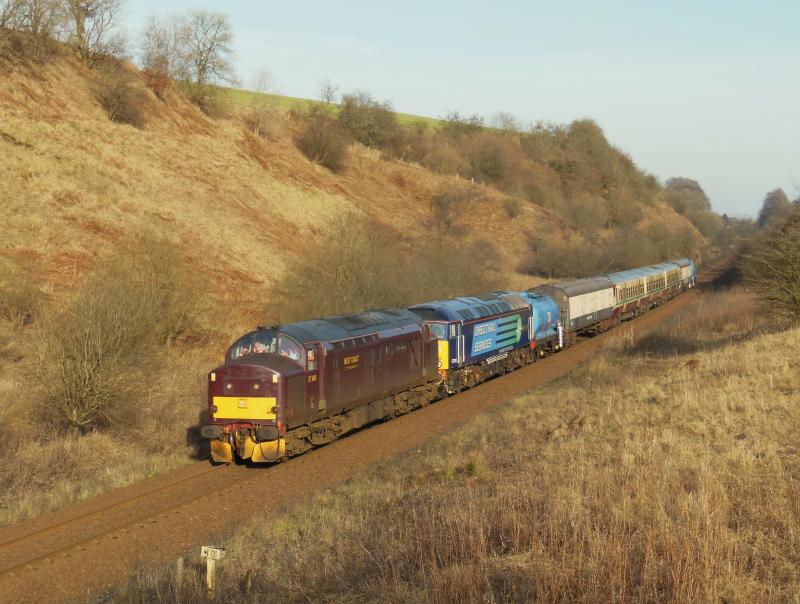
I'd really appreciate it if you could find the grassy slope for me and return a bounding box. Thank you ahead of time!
[0,55,702,307]
[0,53,708,524]
[120,288,800,602]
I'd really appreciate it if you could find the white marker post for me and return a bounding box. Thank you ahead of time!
[200,546,226,593]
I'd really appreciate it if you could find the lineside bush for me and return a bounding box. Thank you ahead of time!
[269,213,500,323]
[741,207,800,322]
[30,239,199,434]
[297,108,351,171]
[94,63,146,127]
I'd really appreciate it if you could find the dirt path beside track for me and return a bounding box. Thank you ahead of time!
[0,280,710,604]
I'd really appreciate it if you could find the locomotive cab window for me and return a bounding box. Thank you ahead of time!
[229,331,276,361]
[277,336,303,364]
[429,323,446,340]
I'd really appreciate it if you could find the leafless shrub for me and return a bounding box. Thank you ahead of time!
[440,110,484,137]
[32,271,154,434]
[93,62,145,127]
[428,185,481,238]
[297,108,351,172]
[30,239,199,434]
[134,238,202,345]
[504,198,522,219]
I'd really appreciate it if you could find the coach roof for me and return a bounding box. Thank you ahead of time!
[531,276,613,297]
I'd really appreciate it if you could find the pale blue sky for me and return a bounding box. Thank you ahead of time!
[126,1,799,217]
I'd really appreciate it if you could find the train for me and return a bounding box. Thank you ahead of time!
[200,258,696,463]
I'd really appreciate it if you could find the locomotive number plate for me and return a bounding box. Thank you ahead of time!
[238,399,247,408]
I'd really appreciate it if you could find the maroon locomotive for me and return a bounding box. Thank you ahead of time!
[200,309,439,463]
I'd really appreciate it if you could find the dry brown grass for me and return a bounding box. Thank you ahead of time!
[117,288,800,603]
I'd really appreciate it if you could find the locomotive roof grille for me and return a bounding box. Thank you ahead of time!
[409,292,528,322]
[276,308,423,344]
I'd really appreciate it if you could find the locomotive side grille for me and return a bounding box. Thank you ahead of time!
[288,375,305,407]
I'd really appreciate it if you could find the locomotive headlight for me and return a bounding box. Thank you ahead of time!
[210,372,216,382]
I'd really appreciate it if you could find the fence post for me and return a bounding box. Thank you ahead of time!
[175,556,184,587]
[201,546,226,593]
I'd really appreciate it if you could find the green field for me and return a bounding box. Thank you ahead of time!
[222,86,443,128]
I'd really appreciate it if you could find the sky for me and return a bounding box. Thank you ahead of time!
[126,1,799,217]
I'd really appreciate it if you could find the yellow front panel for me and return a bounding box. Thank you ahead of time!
[212,396,277,420]
[438,340,450,370]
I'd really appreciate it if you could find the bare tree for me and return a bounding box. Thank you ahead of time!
[245,64,274,137]
[64,0,125,63]
[139,13,179,98]
[251,64,273,94]
[17,0,63,38]
[318,78,338,105]
[756,188,791,229]
[0,0,24,28]
[491,111,520,133]
[174,9,235,106]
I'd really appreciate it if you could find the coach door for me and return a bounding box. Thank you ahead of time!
[306,343,325,412]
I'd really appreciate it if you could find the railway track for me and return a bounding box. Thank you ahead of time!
[0,280,713,604]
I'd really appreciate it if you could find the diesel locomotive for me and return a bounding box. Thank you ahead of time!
[200,258,696,464]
